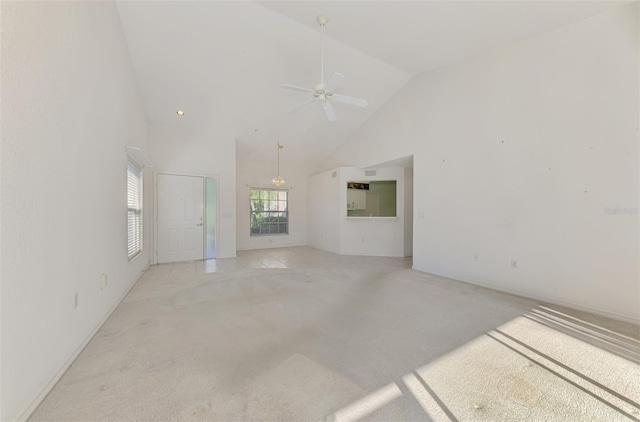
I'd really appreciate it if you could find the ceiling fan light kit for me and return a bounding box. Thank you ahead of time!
[280,15,368,123]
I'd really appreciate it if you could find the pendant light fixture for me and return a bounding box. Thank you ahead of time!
[271,142,285,187]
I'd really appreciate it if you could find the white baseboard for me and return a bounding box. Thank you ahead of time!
[15,265,149,422]
[412,266,640,325]
[236,242,307,252]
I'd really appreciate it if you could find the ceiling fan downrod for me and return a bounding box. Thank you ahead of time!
[317,15,328,86]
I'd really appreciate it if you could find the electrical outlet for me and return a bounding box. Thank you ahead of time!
[474,253,479,262]
[100,273,108,289]
[74,292,79,308]
[511,259,518,269]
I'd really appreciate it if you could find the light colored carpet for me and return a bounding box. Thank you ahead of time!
[29,247,640,421]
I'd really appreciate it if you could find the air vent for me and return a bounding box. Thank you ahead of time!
[365,170,376,176]
[331,171,337,178]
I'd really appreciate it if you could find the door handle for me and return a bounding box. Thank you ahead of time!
[196,223,203,226]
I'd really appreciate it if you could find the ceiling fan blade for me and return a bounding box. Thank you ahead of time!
[289,98,316,114]
[280,84,313,93]
[324,72,345,93]
[323,101,337,123]
[332,94,368,108]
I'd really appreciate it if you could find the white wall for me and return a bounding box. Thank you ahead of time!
[236,154,307,251]
[307,169,342,254]
[404,167,414,257]
[340,167,406,257]
[324,4,640,322]
[307,167,407,257]
[0,2,151,420]
[149,124,237,259]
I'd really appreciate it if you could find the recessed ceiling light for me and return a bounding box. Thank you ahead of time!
[176,110,184,116]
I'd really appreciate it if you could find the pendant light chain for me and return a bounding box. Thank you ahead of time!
[272,142,285,187]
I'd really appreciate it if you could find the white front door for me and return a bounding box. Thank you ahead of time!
[157,174,204,263]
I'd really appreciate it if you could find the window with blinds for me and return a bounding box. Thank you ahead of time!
[127,159,143,261]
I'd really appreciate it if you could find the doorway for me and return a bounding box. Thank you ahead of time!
[156,173,217,263]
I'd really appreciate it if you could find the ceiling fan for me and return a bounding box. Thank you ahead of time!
[280,15,368,123]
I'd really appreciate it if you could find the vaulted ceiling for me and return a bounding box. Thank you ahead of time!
[116,1,626,164]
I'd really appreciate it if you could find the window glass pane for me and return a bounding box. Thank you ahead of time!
[250,188,288,237]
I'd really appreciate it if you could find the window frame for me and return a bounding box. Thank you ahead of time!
[127,158,143,261]
[250,187,289,237]
[346,180,398,217]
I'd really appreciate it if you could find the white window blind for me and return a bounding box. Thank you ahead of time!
[127,159,143,260]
